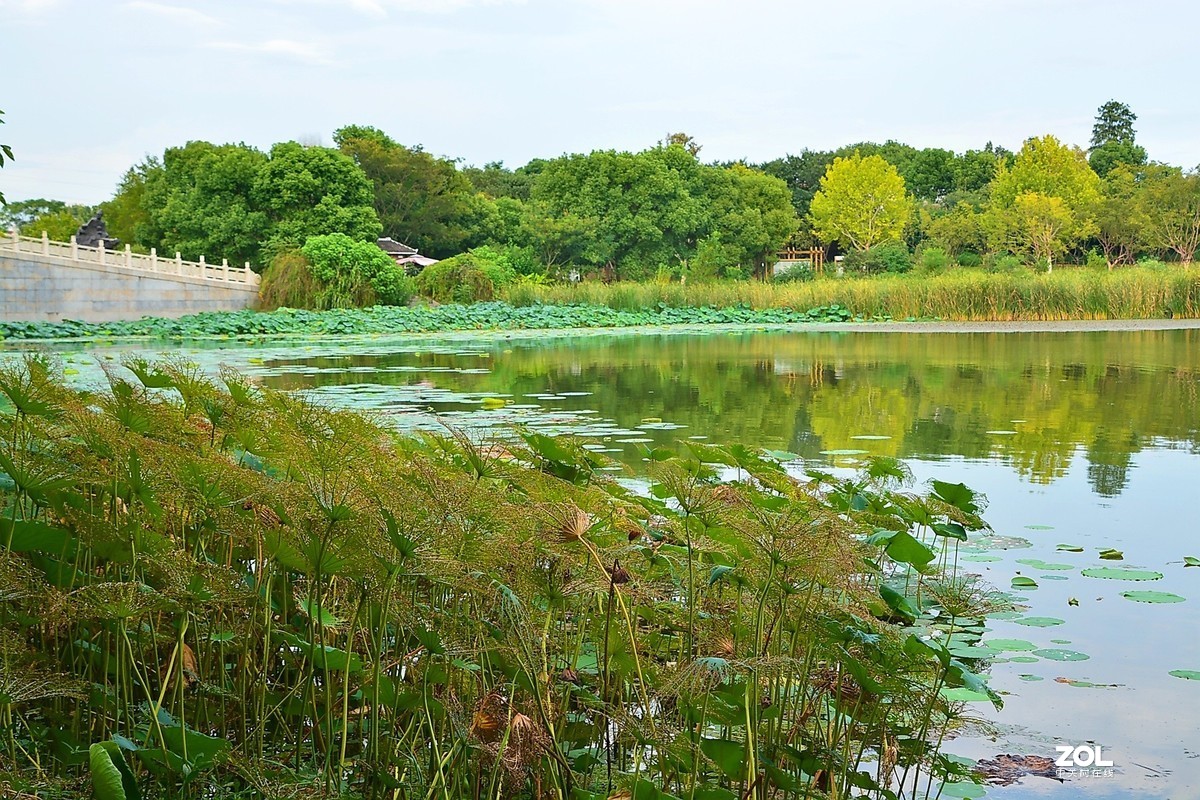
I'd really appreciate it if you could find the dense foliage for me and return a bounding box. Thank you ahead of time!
[0,357,1000,798]
[0,302,856,340]
[299,234,413,308]
[11,100,1200,294]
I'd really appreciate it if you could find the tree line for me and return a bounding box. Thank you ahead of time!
[3,101,1199,279]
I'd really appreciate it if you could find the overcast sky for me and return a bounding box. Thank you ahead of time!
[2,0,1197,204]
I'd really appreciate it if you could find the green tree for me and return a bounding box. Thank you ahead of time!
[809,153,912,250]
[252,141,381,257]
[986,135,1101,268]
[1092,166,1147,267]
[299,232,411,307]
[756,149,835,245]
[1139,166,1200,264]
[707,163,797,273]
[461,161,533,201]
[138,141,269,264]
[1088,101,1147,177]
[19,205,95,240]
[922,201,987,258]
[0,197,66,230]
[101,163,156,249]
[335,125,477,258]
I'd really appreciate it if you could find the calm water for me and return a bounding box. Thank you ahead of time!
[20,327,1200,798]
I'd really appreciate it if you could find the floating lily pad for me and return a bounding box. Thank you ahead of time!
[986,611,1024,620]
[1011,576,1038,589]
[1033,648,1090,662]
[1008,656,1039,663]
[962,553,1002,562]
[1168,669,1200,681]
[940,687,993,703]
[1040,575,1069,581]
[1184,556,1200,567]
[949,645,1002,660]
[985,638,1038,652]
[1024,524,1054,530]
[939,781,987,798]
[1056,544,1084,552]
[1014,616,1065,628]
[1081,567,1163,581]
[1098,548,1124,561]
[1050,638,1071,644]
[1121,590,1185,604]
[479,397,507,409]
[1018,674,1043,682]
[820,449,869,456]
[1016,558,1073,571]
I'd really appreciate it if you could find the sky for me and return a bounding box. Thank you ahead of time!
[2,0,1198,205]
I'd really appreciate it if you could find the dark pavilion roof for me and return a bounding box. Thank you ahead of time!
[376,237,418,256]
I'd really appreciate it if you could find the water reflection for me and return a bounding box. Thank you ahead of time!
[256,329,1200,498]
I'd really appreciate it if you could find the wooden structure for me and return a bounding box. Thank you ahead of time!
[774,246,825,276]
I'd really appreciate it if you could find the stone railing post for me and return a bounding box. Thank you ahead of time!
[175,252,183,274]
[150,247,158,272]
[41,231,49,255]
[199,255,206,279]
[222,258,230,282]
[9,227,18,252]
[245,262,252,283]
[125,243,132,268]
[98,243,106,266]
[70,235,78,259]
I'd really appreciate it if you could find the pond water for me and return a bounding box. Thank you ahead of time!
[18,326,1200,798]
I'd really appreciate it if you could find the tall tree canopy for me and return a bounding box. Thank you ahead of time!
[106,140,379,267]
[809,153,912,250]
[335,125,480,258]
[1088,100,1147,177]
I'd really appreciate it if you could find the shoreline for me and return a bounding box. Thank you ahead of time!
[4,316,1200,347]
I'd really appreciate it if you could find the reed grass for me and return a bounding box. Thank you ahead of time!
[500,265,1200,321]
[0,356,1002,799]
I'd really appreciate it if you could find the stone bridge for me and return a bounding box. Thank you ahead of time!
[1,231,260,323]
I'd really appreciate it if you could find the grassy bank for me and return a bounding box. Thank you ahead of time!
[503,265,1200,321]
[0,356,997,798]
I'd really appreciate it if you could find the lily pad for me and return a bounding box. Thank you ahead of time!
[940,687,993,703]
[1056,544,1084,552]
[962,553,1002,562]
[1033,648,1090,662]
[820,449,869,456]
[1054,677,1120,688]
[1121,590,1185,604]
[939,782,987,798]
[1011,576,1038,589]
[1168,669,1200,681]
[1016,558,1073,571]
[1024,524,1054,530]
[1008,656,1039,663]
[1018,674,1043,682]
[1098,548,1124,561]
[1184,556,1200,567]
[1081,567,1163,581]
[1040,575,1068,581]
[985,638,1038,652]
[1014,616,1065,628]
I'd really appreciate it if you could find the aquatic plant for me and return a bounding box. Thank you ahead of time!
[0,356,999,798]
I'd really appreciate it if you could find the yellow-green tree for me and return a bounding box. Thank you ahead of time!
[809,153,911,250]
[985,135,1101,270]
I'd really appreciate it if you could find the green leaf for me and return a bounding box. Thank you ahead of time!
[1080,567,1162,581]
[0,519,72,554]
[91,742,132,800]
[699,737,746,780]
[1011,576,1038,588]
[1184,556,1200,567]
[1168,669,1200,681]
[708,565,735,586]
[879,584,920,622]
[1098,548,1124,560]
[1121,590,1185,604]
[883,530,935,568]
[930,480,981,514]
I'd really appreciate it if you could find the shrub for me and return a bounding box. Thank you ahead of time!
[415,253,496,303]
[957,251,983,268]
[299,233,414,308]
[257,249,321,310]
[918,246,949,271]
[843,241,913,274]
[990,254,1025,272]
[1086,250,1109,270]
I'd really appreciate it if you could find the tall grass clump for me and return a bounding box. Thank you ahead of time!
[501,265,1200,320]
[0,356,1005,799]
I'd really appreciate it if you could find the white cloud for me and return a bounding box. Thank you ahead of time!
[268,0,524,17]
[122,1,222,26]
[206,38,336,66]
